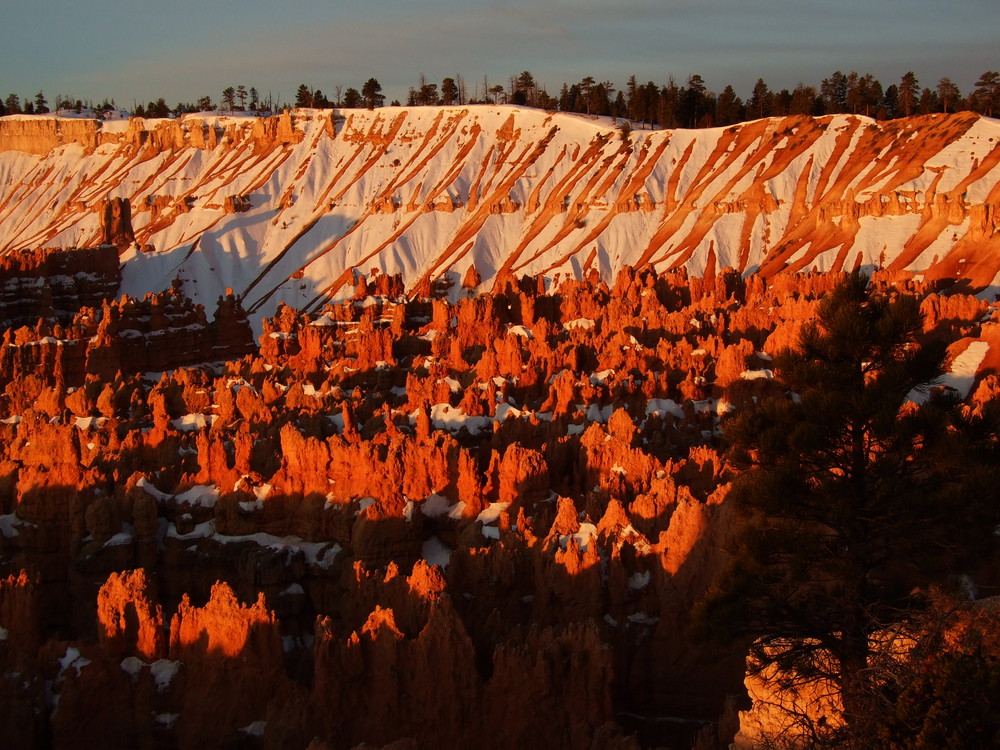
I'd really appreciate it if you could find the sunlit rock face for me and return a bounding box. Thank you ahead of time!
[0,257,994,748]
[1,108,999,328]
[1,107,999,748]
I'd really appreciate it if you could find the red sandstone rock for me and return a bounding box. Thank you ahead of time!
[169,581,285,747]
[96,569,165,661]
[0,263,996,750]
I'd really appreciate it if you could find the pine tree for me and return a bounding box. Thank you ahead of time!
[441,77,457,106]
[821,71,848,113]
[4,94,21,115]
[845,73,882,117]
[222,87,236,111]
[294,84,313,109]
[578,76,595,114]
[34,91,48,114]
[881,84,900,119]
[899,71,920,117]
[715,85,742,125]
[361,78,384,109]
[747,78,772,119]
[343,88,361,108]
[790,83,818,116]
[658,78,680,129]
[697,272,997,742]
[682,74,707,127]
[417,78,438,106]
[936,77,961,114]
[973,71,1000,116]
[918,87,938,115]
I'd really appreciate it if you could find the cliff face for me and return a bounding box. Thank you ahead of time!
[1,109,998,327]
[0,260,995,749]
[0,116,102,154]
[2,108,1000,749]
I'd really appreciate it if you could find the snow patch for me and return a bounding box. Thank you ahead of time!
[422,537,454,569]
[175,484,219,508]
[150,659,181,691]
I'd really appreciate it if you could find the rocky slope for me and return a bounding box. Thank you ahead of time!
[1,108,998,328]
[0,256,996,748]
[1,108,999,748]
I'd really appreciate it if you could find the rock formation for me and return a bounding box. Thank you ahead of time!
[1,106,999,747]
[1,109,998,326]
[0,258,992,748]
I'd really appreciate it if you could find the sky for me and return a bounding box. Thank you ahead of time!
[2,0,996,110]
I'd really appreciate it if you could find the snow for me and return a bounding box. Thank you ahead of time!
[628,571,652,590]
[73,416,106,430]
[626,612,660,625]
[420,493,453,518]
[481,525,501,540]
[58,646,90,676]
[212,529,342,568]
[739,369,774,381]
[174,484,219,508]
[645,398,684,419]
[120,656,144,679]
[103,524,135,547]
[909,340,990,404]
[3,107,999,341]
[590,369,614,385]
[493,403,523,421]
[0,513,22,538]
[137,477,172,502]
[476,502,510,525]
[939,341,990,398]
[422,537,454,569]
[167,519,216,540]
[240,721,267,737]
[171,413,217,431]
[426,403,491,434]
[572,522,598,551]
[586,403,614,423]
[507,324,534,339]
[904,218,970,272]
[847,215,923,269]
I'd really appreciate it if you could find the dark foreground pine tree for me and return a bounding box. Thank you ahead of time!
[697,272,998,747]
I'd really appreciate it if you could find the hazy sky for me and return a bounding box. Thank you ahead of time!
[3,0,996,108]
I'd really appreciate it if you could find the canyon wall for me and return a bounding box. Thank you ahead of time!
[0,259,995,748]
[2,108,999,748]
[1,108,998,330]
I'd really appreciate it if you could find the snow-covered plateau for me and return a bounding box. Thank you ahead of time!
[1,106,998,327]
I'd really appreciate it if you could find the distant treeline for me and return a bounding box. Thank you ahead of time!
[4,69,998,127]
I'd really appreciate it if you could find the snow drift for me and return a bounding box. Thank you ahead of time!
[1,107,999,325]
